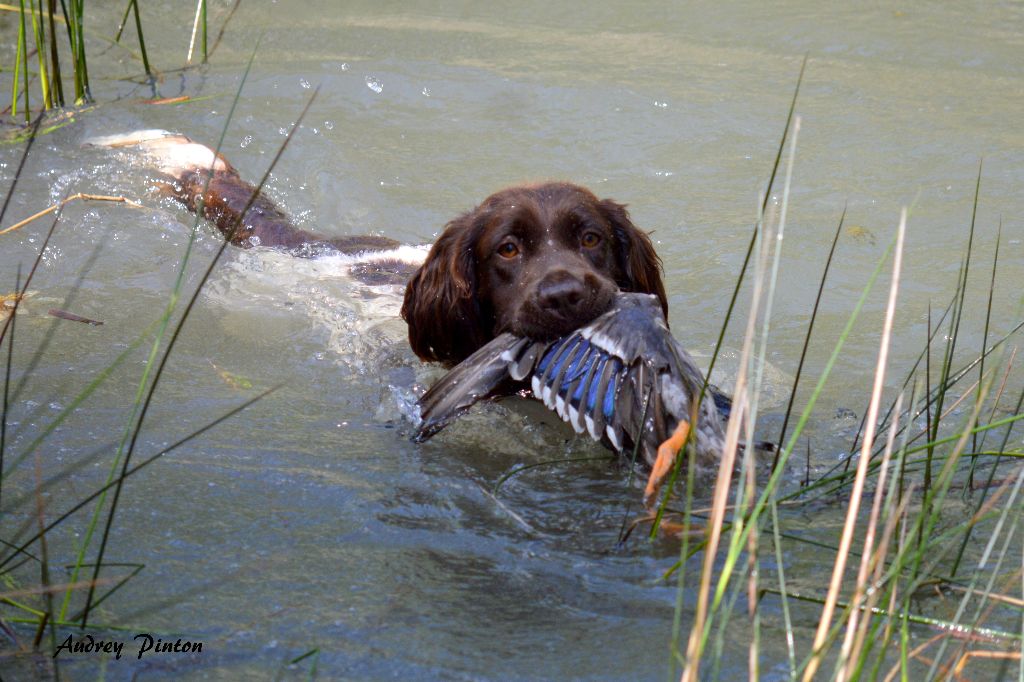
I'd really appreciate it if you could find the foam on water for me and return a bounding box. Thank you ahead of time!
[202,244,428,366]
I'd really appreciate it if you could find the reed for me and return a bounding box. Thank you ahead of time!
[666,215,1022,681]
[4,0,226,120]
[0,48,308,675]
[187,0,208,64]
[662,87,1022,682]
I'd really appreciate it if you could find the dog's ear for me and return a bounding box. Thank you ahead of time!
[600,199,669,319]
[402,210,492,366]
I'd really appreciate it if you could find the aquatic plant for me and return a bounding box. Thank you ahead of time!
[3,0,238,121]
[655,64,1023,682]
[0,48,314,676]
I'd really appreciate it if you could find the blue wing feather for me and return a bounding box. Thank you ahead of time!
[585,355,608,413]
[536,335,571,375]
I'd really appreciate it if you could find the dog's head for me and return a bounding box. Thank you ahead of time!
[402,182,667,366]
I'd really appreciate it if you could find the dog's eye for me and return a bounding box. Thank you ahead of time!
[580,232,602,248]
[497,242,520,259]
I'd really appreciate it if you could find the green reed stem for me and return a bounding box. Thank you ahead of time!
[29,0,52,109]
[14,0,30,120]
[967,220,1001,486]
[693,231,897,663]
[1,267,21,515]
[74,0,90,103]
[130,0,151,78]
[47,0,64,106]
[775,205,844,467]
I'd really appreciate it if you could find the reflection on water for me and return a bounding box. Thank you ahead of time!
[1,1,1022,678]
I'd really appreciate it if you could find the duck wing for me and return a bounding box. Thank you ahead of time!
[414,333,546,442]
[528,293,709,466]
[414,292,726,472]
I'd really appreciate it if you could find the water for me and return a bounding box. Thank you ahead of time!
[1,2,1022,679]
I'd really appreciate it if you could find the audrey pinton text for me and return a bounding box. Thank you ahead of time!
[54,633,203,660]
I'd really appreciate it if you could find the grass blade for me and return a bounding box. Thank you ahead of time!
[652,54,808,532]
[29,0,52,109]
[967,220,1001,485]
[46,0,63,106]
[0,385,281,572]
[1,266,21,514]
[804,209,905,681]
[75,44,266,627]
[775,205,845,467]
[80,71,319,628]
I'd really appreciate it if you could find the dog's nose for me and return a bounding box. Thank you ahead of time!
[536,271,586,314]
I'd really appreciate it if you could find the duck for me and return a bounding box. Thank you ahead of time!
[414,292,737,507]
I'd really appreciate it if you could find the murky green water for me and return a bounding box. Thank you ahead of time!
[1,2,1022,679]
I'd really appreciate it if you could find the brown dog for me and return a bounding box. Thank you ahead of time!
[92,131,667,367]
